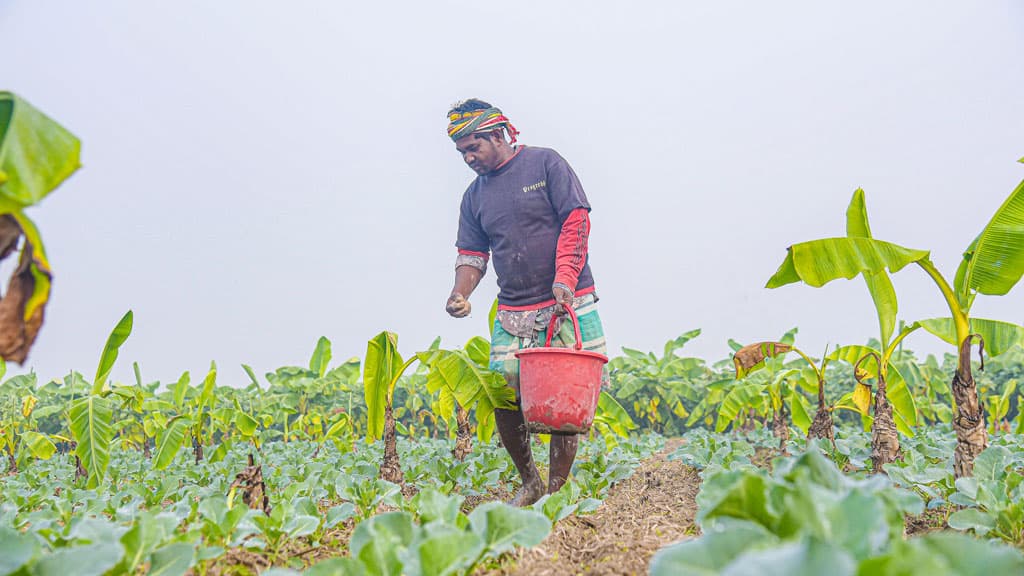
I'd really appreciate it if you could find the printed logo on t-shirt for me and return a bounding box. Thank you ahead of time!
[522,180,547,194]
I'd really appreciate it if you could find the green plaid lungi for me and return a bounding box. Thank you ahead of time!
[489,293,609,396]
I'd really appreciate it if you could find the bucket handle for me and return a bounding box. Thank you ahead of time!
[544,303,583,351]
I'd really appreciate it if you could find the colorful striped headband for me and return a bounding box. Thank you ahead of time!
[447,107,519,143]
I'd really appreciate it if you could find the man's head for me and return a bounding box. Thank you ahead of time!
[447,99,519,175]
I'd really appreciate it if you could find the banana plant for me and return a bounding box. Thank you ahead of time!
[823,326,926,472]
[147,361,222,468]
[732,337,831,444]
[188,362,218,463]
[767,173,1024,477]
[985,379,1017,434]
[394,337,444,441]
[767,190,921,469]
[589,391,637,449]
[109,362,159,456]
[364,331,411,483]
[144,371,191,470]
[724,330,817,452]
[261,337,354,443]
[364,331,516,483]
[68,310,132,488]
[318,356,364,434]
[417,336,516,455]
[289,336,336,443]
[913,173,1024,476]
[608,329,711,434]
[975,344,1024,432]
[0,370,60,473]
[0,92,80,363]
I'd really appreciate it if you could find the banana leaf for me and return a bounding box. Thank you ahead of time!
[0,213,51,362]
[464,336,490,367]
[716,382,765,432]
[594,391,637,438]
[19,430,55,460]
[364,331,403,442]
[0,92,81,211]
[733,341,792,379]
[309,336,332,378]
[956,179,1024,298]
[93,310,133,394]
[918,318,1024,357]
[421,349,516,441]
[663,328,702,358]
[69,394,114,488]
[10,212,50,320]
[766,237,929,289]
[847,189,899,348]
[790,388,812,434]
[153,416,191,470]
[825,345,917,434]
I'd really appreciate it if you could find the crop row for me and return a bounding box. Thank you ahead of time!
[1,430,662,575]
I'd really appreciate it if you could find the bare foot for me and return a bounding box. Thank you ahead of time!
[506,480,545,507]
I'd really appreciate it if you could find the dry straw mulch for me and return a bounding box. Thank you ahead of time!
[490,439,702,576]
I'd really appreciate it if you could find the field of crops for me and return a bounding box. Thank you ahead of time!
[2,315,1024,575]
[3,92,1024,575]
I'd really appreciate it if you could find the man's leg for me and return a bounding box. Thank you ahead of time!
[494,407,545,506]
[544,295,603,494]
[547,433,579,494]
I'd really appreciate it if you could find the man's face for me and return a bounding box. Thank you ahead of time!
[455,133,501,175]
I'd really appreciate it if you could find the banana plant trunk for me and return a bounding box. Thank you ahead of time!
[453,403,472,461]
[871,374,901,473]
[772,403,790,454]
[740,408,757,432]
[193,436,204,464]
[74,455,87,482]
[380,401,403,484]
[6,448,16,474]
[229,454,271,515]
[952,338,988,478]
[807,379,835,444]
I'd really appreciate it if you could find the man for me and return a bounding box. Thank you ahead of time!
[444,99,608,507]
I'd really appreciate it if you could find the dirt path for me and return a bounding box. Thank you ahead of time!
[491,439,701,576]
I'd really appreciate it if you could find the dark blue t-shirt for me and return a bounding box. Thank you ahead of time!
[456,146,595,307]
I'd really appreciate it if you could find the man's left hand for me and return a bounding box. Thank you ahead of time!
[552,284,573,314]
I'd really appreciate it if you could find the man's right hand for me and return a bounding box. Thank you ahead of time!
[446,293,472,318]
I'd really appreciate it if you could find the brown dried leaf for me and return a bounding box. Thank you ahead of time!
[854,367,871,383]
[733,342,792,379]
[228,453,271,515]
[0,215,50,364]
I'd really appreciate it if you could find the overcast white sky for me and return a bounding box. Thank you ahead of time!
[2,1,1022,386]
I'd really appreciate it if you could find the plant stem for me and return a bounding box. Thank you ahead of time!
[915,258,970,344]
[882,323,922,371]
[790,347,822,382]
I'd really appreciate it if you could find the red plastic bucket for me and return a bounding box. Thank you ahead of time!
[515,304,608,435]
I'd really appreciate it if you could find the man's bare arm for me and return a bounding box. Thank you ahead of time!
[446,265,483,318]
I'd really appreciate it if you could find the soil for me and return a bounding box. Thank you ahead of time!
[904,506,949,537]
[750,446,777,470]
[463,484,514,513]
[183,438,966,576]
[487,439,702,576]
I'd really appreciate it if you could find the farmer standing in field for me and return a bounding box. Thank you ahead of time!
[444,99,608,506]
